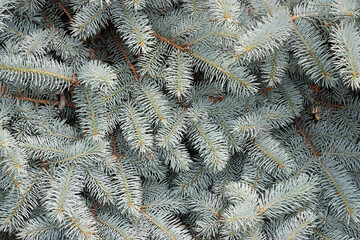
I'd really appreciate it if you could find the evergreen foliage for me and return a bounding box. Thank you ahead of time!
[1,0,360,239]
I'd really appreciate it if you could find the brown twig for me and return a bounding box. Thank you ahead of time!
[40,156,49,170]
[40,11,52,28]
[71,74,79,86]
[3,94,76,107]
[111,31,140,80]
[40,156,54,183]
[18,96,75,107]
[0,85,7,95]
[110,132,120,158]
[152,31,189,52]
[91,201,99,217]
[315,99,342,109]
[261,86,275,95]
[180,99,188,110]
[294,117,321,157]
[54,0,73,23]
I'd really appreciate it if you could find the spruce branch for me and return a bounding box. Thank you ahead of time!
[3,94,75,108]
[40,11,53,28]
[53,0,73,24]
[152,31,190,53]
[2,1,360,238]
[294,117,321,157]
[111,31,139,80]
[314,99,342,109]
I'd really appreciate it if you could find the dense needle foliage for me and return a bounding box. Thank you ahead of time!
[0,0,360,239]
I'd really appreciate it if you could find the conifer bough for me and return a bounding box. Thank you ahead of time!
[1,0,360,239]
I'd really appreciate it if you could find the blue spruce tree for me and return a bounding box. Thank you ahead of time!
[0,0,360,239]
